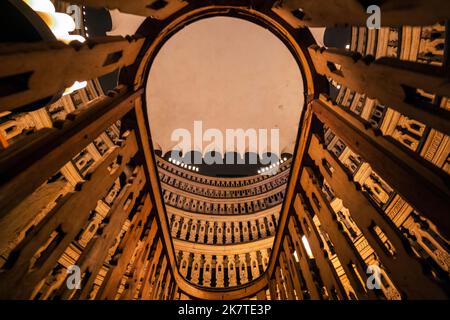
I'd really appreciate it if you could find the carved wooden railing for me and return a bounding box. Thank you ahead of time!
[0,0,449,300]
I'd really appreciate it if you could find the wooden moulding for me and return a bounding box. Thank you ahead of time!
[289,205,347,299]
[311,98,450,239]
[61,166,147,299]
[0,131,138,299]
[309,46,450,136]
[308,134,448,299]
[0,37,145,111]
[120,219,160,300]
[300,168,376,299]
[96,194,154,300]
[71,0,188,20]
[0,87,144,219]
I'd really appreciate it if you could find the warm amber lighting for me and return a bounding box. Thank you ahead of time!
[301,235,314,259]
[63,81,87,96]
[23,0,55,13]
[36,11,75,35]
[293,250,299,262]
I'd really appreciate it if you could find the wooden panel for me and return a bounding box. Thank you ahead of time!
[289,207,347,299]
[0,37,144,111]
[120,218,159,300]
[311,98,450,238]
[161,271,172,300]
[287,217,321,299]
[150,257,168,300]
[309,46,450,135]
[282,237,304,300]
[278,251,295,299]
[96,194,153,299]
[71,0,187,19]
[0,131,138,299]
[61,166,146,299]
[317,94,449,188]
[267,106,313,277]
[274,266,287,299]
[300,168,376,299]
[273,0,450,27]
[139,239,163,299]
[256,289,267,300]
[308,134,448,299]
[0,87,143,219]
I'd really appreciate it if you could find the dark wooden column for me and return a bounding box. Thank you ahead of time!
[300,168,377,299]
[309,46,450,135]
[291,198,348,300]
[273,0,450,27]
[311,97,450,238]
[309,133,448,299]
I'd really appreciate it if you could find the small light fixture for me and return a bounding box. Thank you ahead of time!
[63,81,87,96]
[302,235,314,259]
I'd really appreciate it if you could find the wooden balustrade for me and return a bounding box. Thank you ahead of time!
[0,0,448,301]
[273,0,450,28]
[0,37,145,111]
[309,46,450,135]
[71,0,188,19]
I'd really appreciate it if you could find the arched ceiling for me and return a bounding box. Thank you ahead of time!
[144,16,304,157]
[105,10,326,162]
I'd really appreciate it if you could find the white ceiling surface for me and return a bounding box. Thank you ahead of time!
[108,12,326,157]
[107,9,146,37]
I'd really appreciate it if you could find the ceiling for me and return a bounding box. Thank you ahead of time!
[105,11,327,165]
[144,16,304,158]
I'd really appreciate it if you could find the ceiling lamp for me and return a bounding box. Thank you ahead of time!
[24,0,85,44]
[63,81,87,96]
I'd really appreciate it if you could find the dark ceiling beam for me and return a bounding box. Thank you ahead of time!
[272,0,450,28]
